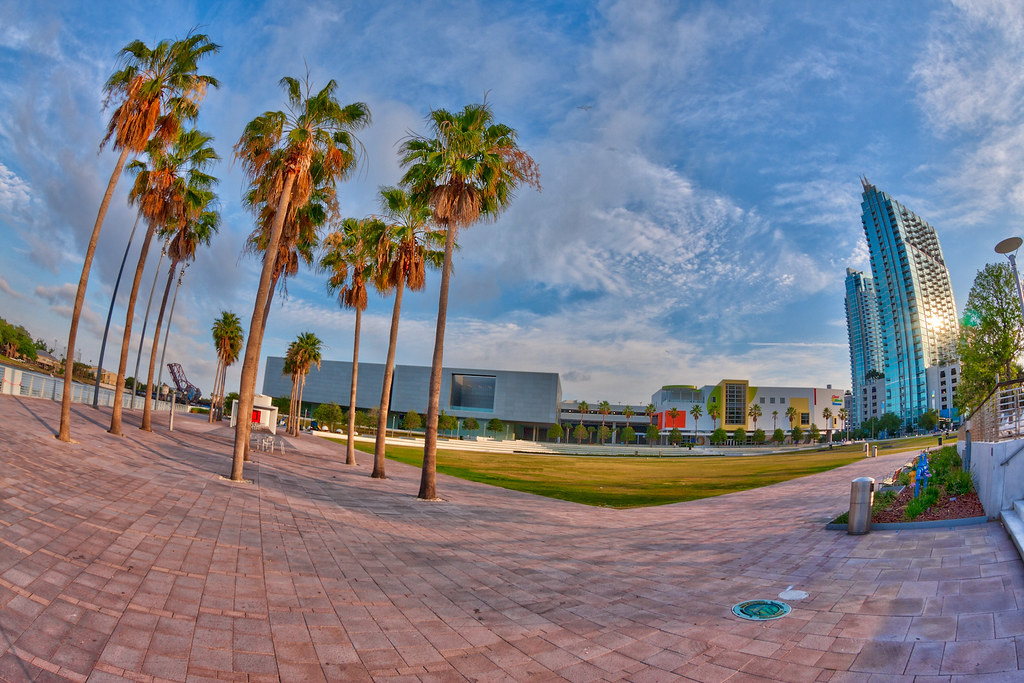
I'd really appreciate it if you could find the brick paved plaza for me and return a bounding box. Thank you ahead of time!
[1,395,1022,681]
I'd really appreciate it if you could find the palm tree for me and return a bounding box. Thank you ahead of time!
[242,155,332,335]
[623,405,635,443]
[286,332,323,435]
[838,407,849,441]
[282,347,300,433]
[598,400,611,443]
[59,33,219,442]
[748,403,762,431]
[772,409,779,431]
[209,311,243,422]
[400,102,540,500]
[321,218,380,465]
[109,130,217,435]
[644,403,656,446]
[690,403,703,440]
[822,407,834,443]
[786,405,798,439]
[230,76,370,481]
[666,407,680,446]
[709,404,721,430]
[368,187,443,479]
[141,162,219,431]
[577,400,589,427]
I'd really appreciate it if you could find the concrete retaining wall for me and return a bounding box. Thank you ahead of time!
[960,437,1024,519]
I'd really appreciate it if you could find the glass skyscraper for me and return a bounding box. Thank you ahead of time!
[855,179,959,428]
[844,267,884,426]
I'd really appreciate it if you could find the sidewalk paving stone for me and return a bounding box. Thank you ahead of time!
[0,395,1022,682]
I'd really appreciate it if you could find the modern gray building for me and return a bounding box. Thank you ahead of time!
[262,357,561,438]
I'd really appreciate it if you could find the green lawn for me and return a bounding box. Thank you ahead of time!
[328,433,954,508]
[341,441,870,508]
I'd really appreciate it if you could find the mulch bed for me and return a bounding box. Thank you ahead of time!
[871,486,984,524]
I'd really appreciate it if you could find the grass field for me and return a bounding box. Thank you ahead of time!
[329,433,955,508]
[342,442,861,508]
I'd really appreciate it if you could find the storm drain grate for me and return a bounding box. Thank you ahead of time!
[731,599,791,621]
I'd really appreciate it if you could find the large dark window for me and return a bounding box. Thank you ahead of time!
[450,374,496,411]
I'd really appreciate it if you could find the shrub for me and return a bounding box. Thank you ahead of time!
[873,489,897,512]
[905,486,941,520]
[402,410,422,430]
[897,470,912,486]
[928,446,962,485]
[710,428,728,445]
[945,469,974,496]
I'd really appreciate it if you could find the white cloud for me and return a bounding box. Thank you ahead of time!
[0,275,24,299]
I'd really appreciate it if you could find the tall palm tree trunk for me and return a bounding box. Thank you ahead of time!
[58,146,131,442]
[231,174,295,481]
[209,358,222,423]
[298,373,307,435]
[289,371,299,435]
[346,308,361,466]
[109,222,158,435]
[419,223,456,499]
[217,362,229,421]
[130,249,165,410]
[372,282,405,479]
[94,213,141,408]
[142,261,177,431]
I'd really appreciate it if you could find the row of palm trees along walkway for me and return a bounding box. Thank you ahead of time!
[55,31,539,504]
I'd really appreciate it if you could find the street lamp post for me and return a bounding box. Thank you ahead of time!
[995,237,1024,315]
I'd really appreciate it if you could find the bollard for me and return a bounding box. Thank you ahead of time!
[848,477,874,535]
[169,391,177,431]
[864,443,869,458]
[872,445,878,458]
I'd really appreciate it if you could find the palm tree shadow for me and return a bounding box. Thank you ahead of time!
[13,396,58,436]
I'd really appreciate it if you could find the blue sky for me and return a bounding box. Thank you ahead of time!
[0,0,1021,406]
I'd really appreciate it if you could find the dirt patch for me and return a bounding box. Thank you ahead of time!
[871,486,984,524]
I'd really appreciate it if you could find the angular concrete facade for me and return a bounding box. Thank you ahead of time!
[262,356,561,425]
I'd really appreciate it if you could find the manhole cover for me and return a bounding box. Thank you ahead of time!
[731,599,791,621]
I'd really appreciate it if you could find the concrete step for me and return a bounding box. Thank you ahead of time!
[1001,501,1024,563]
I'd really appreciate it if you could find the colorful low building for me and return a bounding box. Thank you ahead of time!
[650,380,847,442]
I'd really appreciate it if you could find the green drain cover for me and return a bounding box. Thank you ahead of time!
[731,599,791,621]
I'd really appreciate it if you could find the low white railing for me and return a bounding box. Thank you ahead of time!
[0,363,187,413]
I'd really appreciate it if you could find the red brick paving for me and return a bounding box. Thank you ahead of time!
[1,395,1022,682]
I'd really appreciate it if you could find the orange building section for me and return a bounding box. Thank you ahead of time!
[656,411,687,429]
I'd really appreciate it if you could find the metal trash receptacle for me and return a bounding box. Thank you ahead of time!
[848,477,874,535]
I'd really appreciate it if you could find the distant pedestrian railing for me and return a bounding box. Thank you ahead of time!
[0,363,187,413]
[971,378,1024,443]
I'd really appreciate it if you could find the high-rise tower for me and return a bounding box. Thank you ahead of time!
[858,178,959,427]
[845,267,884,426]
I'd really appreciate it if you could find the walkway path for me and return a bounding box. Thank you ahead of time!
[0,395,1021,681]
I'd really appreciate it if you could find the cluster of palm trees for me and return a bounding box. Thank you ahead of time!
[57,34,539,503]
[282,332,323,436]
[209,312,243,422]
[56,32,221,442]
